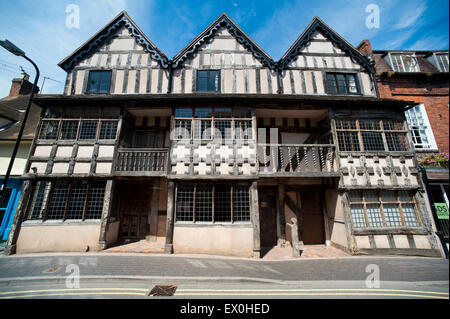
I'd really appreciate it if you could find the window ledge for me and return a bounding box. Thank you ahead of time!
[22,220,102,226]
[174,222,252,227]
[352,227,428,236]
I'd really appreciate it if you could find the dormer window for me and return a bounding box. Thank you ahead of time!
[435,53,449,72]
[389,54,420,72]
[196,70,220,92]
[86,70,112,94]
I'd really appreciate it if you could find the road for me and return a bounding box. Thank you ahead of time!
[0,253,448,299]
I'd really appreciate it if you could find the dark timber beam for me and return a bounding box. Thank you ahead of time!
[164,181,175,254]
[250,181,260,258]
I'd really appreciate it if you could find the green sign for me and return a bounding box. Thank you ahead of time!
[434,203,449,220]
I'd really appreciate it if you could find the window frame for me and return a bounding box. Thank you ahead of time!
[175,183,251,224]
[38,119,119,141]
[388,53,420,72]
[349,190,421,229]
[325,72,361,95]
[434,53,449,72]
[85,70,112,94]
[196,70,221,93]
[173,107,253,142]
[334,119,410,152]
[27,180,106,221]
[405,103,438,150]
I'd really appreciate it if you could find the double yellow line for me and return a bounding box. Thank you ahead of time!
[0,288,448,299]
[0,288,148,299]
[174,288,449,299]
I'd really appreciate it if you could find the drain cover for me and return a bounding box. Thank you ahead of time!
[148,285,177,297]
[43,266,60,273]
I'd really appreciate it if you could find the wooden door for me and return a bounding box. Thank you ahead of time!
[119,183,151,239]
[300,191,325,244]
[259,194,278,248]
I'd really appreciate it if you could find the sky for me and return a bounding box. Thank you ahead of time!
[0,0,448,97]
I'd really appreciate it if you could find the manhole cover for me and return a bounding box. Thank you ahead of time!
[42,266,60,273]
[148,285,177,297]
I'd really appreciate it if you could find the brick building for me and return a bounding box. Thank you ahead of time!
[358,40,449,256]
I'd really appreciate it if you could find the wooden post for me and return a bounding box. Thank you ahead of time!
[4,180,33,255]
[277,183,286,247]
[287,217,301,257]
[321,189,331,246]
[164,181,175,254]
[295,191,304,248]
[147,179,160,241]
[98,179,114,250]
[250,181,260,258]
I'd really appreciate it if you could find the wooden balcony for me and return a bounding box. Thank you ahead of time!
[258,144,339,177]
[115,148,168,176]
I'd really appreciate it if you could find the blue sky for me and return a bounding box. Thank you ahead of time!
[0,0,448,97]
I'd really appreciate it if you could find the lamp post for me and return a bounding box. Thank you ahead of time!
[0,39,40,204]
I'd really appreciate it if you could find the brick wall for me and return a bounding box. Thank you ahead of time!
[377,75,449,153]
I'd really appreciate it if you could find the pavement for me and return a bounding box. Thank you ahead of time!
[103,240,349,260]
[0,252,448,299]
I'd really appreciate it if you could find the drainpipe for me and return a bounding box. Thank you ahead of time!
[368,59,380,98]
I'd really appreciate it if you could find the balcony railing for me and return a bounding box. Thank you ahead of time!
[258,144,336,175]
[115,148,168,172]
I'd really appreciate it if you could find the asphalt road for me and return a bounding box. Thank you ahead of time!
[0,253,448,299]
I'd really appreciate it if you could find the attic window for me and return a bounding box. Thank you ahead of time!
[196,70,220,92]
[389,54,420,72]
[435,54,449,72]
[86,70,112,94]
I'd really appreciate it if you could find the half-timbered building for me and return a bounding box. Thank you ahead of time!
[4,11,443,258]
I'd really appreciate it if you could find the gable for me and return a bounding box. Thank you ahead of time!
[59,11,168,71]
[279,17,374,73]
[172,13,275,69]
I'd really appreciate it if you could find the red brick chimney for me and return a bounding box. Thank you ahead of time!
[357,39,373,57]
[8,72,39,97]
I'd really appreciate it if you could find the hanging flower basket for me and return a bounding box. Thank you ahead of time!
[419,152,449,168]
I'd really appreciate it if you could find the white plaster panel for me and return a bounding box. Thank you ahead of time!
[55,146,73,158]
[413,235,431,249]
[95,162,112,174]
[29,162,47,174]
[75,70,85,94]
[98,145,115,158]
[194,162,211,175]
[393,235,410,249]
[355,236,371,249]
[114,70,124,93]
[109,38,135,51]
[73,162,91,174]
[374,235,390,248]
[127,70,136,93]
[34,146,52,157]
[77,146,94,158]
[52,163,69,174]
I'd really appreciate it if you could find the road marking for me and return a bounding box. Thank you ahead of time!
[0,287,148,297]
[176,288,448,295]
[187,259,207,268]
[1,292,146,299]
[207,260,233,269]
[262,265,283,274]
[174,292,448,299]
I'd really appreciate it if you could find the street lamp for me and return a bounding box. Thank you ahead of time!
[0,39,40,204]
